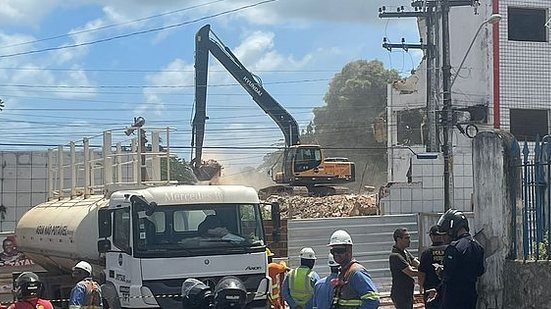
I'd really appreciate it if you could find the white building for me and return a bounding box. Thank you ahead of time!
[0,152,48,232]
[381,0,551,214]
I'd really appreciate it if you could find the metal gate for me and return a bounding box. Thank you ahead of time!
[511,136,551,260]
[287,214,418,293]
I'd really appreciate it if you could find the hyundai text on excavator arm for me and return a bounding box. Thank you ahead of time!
[191,24,355,197]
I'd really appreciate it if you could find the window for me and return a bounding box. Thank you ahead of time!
[113,208,131,253]
[134,204,265,256]
[397,108,426,146]
[239,204,262,242]
[174,209,210,232]
[294,147,322,172]
[510,109,548,141]
[508,7,548,42]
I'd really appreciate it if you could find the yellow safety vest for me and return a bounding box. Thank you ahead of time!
[288,266,315,306]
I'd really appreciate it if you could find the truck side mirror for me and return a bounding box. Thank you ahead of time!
[271,202,281,242]
[130,195,156,216]
[98,208,112,238]
[97,239,111,253]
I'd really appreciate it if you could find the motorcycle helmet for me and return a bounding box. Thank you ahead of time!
[214,276,247,309]
[14,272,43,300]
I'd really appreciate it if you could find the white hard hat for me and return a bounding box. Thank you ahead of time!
[299,247,317,260]
[328,230,353,246]
[327,253,339,267]
[73,261,92,275]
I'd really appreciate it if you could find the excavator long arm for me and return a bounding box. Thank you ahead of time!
[192,24,300,169]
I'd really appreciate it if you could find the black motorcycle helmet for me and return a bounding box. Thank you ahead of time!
[181,278,214,309]
[15,272,43,300]
[437,209,469,239]
[214,276,247,309]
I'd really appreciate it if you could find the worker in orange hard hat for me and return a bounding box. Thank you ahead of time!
[267,248,289,309]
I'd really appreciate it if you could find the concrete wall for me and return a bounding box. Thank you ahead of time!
[381,149,473,214]
[503,260,551,309]
[0,152,48,232]
[472,130,517,309]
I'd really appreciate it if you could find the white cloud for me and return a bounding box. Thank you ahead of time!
[211,0,412,25]
[0,0,413,28]
[139,58,195,115]
[0,0,62,26]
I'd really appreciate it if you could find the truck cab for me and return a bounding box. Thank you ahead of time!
[99,186,270,308]
[15,127,273,309]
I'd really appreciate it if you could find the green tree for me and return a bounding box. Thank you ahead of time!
[161,157,197,184]
[312,60,399,187]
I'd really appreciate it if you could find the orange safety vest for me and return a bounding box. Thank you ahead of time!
[268,262,287,300]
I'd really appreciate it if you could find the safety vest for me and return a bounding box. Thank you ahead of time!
[69,279,102,309]
[333,261,379,308]
[269,262,287,300]
[288,266,315,306]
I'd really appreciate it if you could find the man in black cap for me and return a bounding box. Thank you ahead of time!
[418,225,448,309]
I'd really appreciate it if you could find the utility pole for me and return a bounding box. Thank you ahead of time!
[425,6,439,153]
[383,0,480,211]
[441,0,453,211]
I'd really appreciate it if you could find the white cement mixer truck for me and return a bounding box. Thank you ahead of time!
[13,127,277,309]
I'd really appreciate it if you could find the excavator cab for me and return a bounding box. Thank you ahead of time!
[271,145,355,196]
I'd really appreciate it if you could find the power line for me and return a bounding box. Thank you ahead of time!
[0,0,226,50]
[0,78,329,89]
[0,0,277,59]
[0,67,339,73]
[0,142,389,150]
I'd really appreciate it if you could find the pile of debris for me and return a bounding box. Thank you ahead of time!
[266,194,378,219]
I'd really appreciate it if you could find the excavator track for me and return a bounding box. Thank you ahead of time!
[258,185,349,199]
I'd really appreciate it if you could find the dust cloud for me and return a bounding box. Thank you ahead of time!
[214,167,275,191]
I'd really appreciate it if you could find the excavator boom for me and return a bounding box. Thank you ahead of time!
[192,25,299,161]
[191,24,355,194]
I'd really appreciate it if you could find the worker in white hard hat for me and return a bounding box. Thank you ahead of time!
[69,261,103,309]
[281,247,320,309]
[327,230,379,309]
[312,253,340,309]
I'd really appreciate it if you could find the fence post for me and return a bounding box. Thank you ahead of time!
[545,137,551,259]
[522,141,530,259]
[511,139,519,259]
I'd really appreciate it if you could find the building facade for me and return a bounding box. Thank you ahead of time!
[382,0,550,214]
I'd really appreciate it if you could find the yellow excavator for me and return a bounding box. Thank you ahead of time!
[191,24,355,197]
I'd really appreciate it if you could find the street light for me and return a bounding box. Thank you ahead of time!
[450,14,502,88]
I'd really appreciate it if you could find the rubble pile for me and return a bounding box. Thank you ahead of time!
[267,194,379,219]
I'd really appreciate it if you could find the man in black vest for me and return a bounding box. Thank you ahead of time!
[418,225,448,309]
[427,209,485,309]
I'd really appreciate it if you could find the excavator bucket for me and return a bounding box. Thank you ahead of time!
[193,160,222,182]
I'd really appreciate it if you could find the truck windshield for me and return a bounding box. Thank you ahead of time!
[133,203,265,256]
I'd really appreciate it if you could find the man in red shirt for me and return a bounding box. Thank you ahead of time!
[8,272,53,309]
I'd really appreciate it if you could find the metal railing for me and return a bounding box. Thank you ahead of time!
[47,127,175,199]
[511,136,551,260]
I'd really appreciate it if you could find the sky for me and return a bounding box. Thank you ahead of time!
[0,0,421,176]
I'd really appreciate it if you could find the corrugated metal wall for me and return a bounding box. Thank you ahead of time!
[287,214,418,292]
